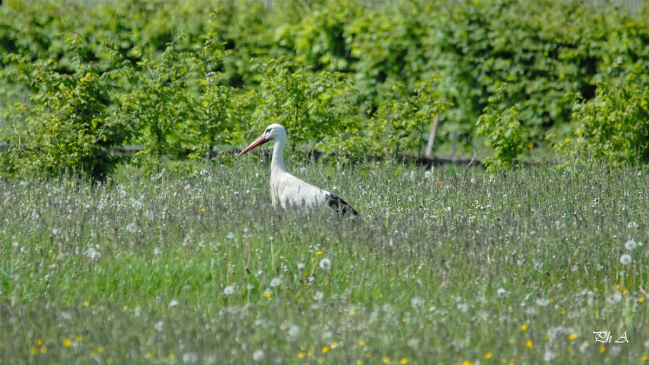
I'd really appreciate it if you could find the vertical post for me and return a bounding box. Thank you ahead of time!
[424,114,440,158]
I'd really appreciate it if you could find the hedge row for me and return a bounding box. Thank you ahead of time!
[1,0,649,178]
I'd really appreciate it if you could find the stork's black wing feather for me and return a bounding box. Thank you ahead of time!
[324,192,358,217]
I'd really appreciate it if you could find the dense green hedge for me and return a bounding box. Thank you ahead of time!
[1,0,649,179]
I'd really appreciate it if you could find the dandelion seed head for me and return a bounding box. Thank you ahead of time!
[288,325,300,337]
[183,352,198,364]
[226,233,235,239]
[497,288,507,296]
[410,297,424,308]
[297,263,305,270]
[624,240,637,250]
[536,298,550,307]
[319,258,332,270]
[620,254,632,265]
[314,291,324,301]
[126,223,138,233]
[224,286,235,295]
[270,278,281,287]
[543,351,556,362]
[252,349,264,361]
[168,299,179,308]
[607,292,622,304]
[628,221,638,228]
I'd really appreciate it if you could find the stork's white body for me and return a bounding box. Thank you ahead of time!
[239,124,358,217]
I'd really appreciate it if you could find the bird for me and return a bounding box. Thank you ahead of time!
[238,124,358,217]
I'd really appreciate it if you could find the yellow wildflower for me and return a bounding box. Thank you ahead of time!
[526,341,533,349]
[350,310,355,316]
[569,333,576,340]
[521,324,528,331]
[37,339,44,345]
[600,346,605,353]
[169,353,176,359]
[76,336,83,342]
[200,208,205,212]
[383,357,390,363]
[298,352,305,359]
[401,358,408,364]
[98,346,105,353]
[62,339,72,347]
[640,297,645,303]
[359,340,365,346]
[40,346,47,354]
[642,355,648,361]
[31,346,38,356]
[316,251,322,255]
[331,343,338,349]
[322,346,329,354]
[485,352,492,359]
[308,349,314,357]
[357,360,363,365]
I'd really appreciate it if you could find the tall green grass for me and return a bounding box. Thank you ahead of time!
[1,158,648,364]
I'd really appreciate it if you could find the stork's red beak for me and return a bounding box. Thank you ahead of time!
[238,134,270,156]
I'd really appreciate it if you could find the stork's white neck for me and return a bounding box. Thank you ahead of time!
[271,135,288,174]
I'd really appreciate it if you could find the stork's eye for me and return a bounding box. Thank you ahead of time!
[266,128,272,133]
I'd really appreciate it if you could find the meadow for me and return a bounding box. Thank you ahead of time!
[1,157,648,364]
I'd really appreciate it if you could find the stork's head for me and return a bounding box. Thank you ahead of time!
[238,124,287,157]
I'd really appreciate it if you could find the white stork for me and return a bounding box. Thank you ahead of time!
[238,124,358,217]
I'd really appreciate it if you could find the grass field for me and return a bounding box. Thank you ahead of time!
[1,157,648,364]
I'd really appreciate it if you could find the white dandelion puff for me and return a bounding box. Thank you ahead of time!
[154,321,164,331]
[168,299,179,308]
[620,254,632,265]
[628,221,638,228]
[224,286,235,295]
[624,239,637,250]
[424,171,432,179]
[252,349,264,362]
[270,278,281,287]
[319,258,332,270]
[84,247,101,260]
[497,288,507,296]
[410,297,425,308]
[247,284,255,290]
[457,303,468,313]
[607,292,622,304]
[579,342,589,353]
[226,233,235,239]
[52,228,61,235]
[536,299,550,307]
[314,291,324,301]
[183,352,198,364]
[288,325,300,337]
[126,222,138,233]
[543,351,556,362]
[297,263,305,271]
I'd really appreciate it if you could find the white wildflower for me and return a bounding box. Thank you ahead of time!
[620,254,632,265]
[607,292,622,304]
[168,299,179,308]
[297,263,305,271]
[497,288,507,296]
[536,299,550,307]
[628,221,638,228]
[226,233,235,239]
[270,278,281,287]
[224,286,235,295]
[288,325,300,337]
[543,351,556,362]
[579,342,589,353]
[624,239,637,250]
[154,321,164,331]
[410,297,425,308]
[126,222,138,233]
[319,258,331,270]
[457,303,468,313]
[85,247,101,260]
[252,349,264,362]
[314,291,324,301]
[183,352,198,364]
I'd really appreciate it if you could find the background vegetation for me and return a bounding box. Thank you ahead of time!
[1,0,649,178]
